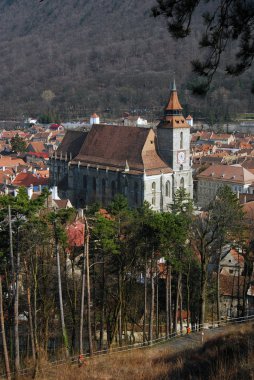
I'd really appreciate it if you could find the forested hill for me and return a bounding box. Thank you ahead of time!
[0,0,253,122]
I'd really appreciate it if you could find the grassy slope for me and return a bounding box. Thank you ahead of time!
[35,323,254,380]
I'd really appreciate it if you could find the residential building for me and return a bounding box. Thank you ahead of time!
[196,164,254,207]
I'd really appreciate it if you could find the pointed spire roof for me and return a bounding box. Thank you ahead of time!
[172,78,176,91]
[165,80,183,112]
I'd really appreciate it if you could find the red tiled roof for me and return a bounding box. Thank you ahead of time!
[230,248,244,264]
[197,164,254,184]
[0,157,25,168]
[26,152,49,158]
[12,172,49,187]
[27,142,46,153]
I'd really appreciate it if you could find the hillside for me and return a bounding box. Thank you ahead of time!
[0,0,253,121]
[33,323,254,380]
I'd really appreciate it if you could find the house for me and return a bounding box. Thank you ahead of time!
[49,81,193,210]
[219,274,254,317]
[196,164,254,207]
[12,172,49,191]
[220,248,244,276]
[49,124,64,132]
[123,116,148,127]
[27,141,47,153]
[31,132,51,143]
[0,156,26,171]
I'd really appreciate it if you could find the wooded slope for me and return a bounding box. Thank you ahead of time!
[0,0,253,121]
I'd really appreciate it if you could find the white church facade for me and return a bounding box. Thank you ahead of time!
[49,83,193,210]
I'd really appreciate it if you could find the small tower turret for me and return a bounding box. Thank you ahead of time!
[90,113,100,125]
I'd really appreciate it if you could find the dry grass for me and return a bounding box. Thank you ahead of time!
[31,323,254,380]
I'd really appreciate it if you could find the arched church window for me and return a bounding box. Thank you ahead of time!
[111,181,116,199]
[180,177,184,188]
[124,178,128,197]
[165,181,171,197]
[180,131,183,150]
[102,178,106,202]
[134,182,139,204]
[93,177,97,195]
[152,182,156,205]
[83,175,87,190]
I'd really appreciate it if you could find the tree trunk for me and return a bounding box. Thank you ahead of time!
[54,222,69,357]
[85,217,93,356]
[8,205,14,280]
[148,251,155,344]
[27,287,36,361]
[199,261,207,329]
[168,266,172,335]
[216,246,222,323]
[99,257,105,350]
[79,240,86,354]
[174,272,180,333]
[216,265,220,323]
[118,270,123,347]
[186,262,190,328]
[156,270,159,339]
[143,254,147,343]
[166,264,169,339]
[179,273,183,334]
[0,276,11,380]
[14,227,20,379]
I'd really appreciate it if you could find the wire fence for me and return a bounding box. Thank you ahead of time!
[1,314,254,379]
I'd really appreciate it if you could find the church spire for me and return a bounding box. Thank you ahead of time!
[158,79,189,129]
[164,79,183,115]
[172,78,176,91]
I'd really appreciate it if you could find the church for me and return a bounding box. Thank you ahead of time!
[49,82,193,211]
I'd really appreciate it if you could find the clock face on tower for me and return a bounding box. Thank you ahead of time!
[177,150,186,163]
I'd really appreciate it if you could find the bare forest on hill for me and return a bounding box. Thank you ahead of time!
[0,0,254,122]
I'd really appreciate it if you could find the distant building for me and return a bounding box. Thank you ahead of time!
[90,113,100,125]
[197,164,254,207]
[123,116,148,127]
[186,115,193,127]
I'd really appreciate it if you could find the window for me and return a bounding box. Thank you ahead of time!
[180,177,184,188]
[111,181,116,199]
[102,179,106,202]
[134,182,139,204]
[165,181,171,197]
[152,182,156,205]
[83,175,87,190]
[124,178,128,197]
[93,177,97,195]
[180,131,183,149]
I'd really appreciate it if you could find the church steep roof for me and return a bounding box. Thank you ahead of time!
[56,130,88,159]
[165,87,183,111]
[72,124,172,175]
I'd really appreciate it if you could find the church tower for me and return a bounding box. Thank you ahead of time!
[157,80,193,197]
